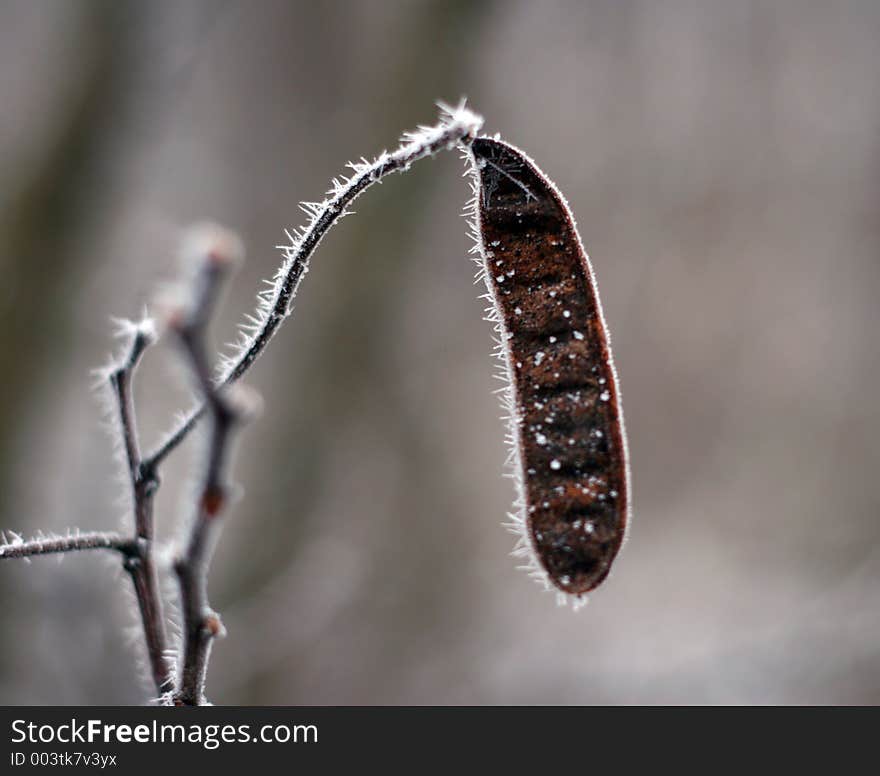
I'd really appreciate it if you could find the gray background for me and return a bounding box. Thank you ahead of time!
[0,0,878,704]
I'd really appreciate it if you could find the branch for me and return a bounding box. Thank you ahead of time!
[105,317,173,697]
[0,102,482,705]
[146,101,482,468]
[2,317,172,698]
[169,226,252,706]
[0,531,133,560]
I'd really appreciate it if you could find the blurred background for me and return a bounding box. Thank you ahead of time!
[0,0,878,705]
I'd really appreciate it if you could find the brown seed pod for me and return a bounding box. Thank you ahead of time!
[465,136,630,604]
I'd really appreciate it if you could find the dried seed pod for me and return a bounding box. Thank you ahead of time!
[465,136,630,602]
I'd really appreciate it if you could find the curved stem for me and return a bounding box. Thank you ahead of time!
[146,103,482,468]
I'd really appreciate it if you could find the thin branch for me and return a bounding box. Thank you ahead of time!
[2,318,172,697]
[145,102,482,468]
[106,317,173,697]
[170,226,250,706]
[0,531,133,560]
[108,321,150,487]
[0,102,482,706]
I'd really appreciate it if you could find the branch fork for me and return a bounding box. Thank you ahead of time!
[0,102,484,704]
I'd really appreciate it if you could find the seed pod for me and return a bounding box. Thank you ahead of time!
[465,136,630,602]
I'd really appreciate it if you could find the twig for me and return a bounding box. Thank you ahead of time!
[0,101,483,705]
[1,319,173,697]
[0,531,133,560]
[107,318,173,696]
[170,227,250,706]
[146,102,482,468]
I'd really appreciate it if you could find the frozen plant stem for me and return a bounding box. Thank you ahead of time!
[171,236,250,706]
[146,102,482,467]
[0,101,483,704]
[108,320,173,696]
[0,317,173,697]
[0,531,133,560]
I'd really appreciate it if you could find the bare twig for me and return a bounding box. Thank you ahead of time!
[0,531,133,560]
[0,101,483,705]
[170,226,250,706]
[107,317,173,696]
[0,318,173,697]
[146,102,482,468]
